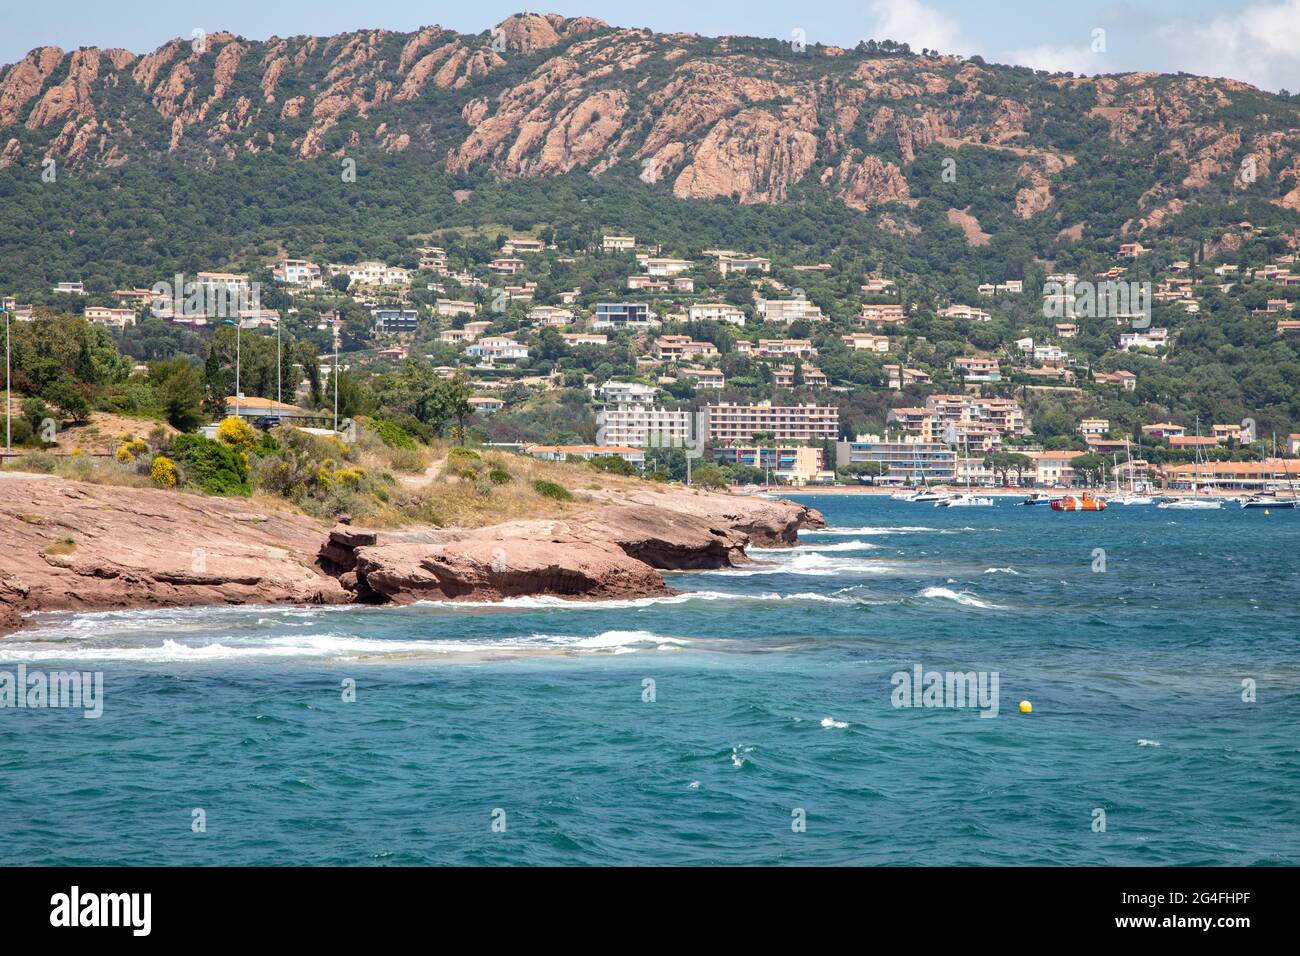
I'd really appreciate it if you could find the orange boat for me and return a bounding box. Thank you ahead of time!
[1051,493,1107,512]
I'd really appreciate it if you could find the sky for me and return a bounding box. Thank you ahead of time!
[2,0,1299,92]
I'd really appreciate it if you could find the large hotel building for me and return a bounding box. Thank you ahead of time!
[704,402,839,444]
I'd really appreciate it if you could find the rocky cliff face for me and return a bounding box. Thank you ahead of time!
[2,12,1298,222]
[322,490,823,605]
[0,473,822,633]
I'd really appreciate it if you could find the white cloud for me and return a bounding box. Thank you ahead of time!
[1006,43,1108,77]
[862,0,970,55]
[1156,0,1300,91]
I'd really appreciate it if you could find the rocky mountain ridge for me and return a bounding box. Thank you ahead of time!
[3,12,1300,233]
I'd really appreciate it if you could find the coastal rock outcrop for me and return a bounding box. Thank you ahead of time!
[1,474,822,633]
[323,490,822,605]
[0,474,350,633]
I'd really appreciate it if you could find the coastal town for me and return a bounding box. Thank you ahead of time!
[5,222,1300,497]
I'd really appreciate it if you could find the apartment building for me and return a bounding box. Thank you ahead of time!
[773,365,828,388]
[501,237,546,255]
[418,247,447,272]
[884,365,932,390]
[938,304,992,322]
[330,262,408,287]
[371,307,419,335]
[704,402,839,443]
[595,381,659,404]
[467,337,528,361]
[596,405,693,447]
[1079,418,1110,439]
[489,258,526,275]
[716,255,771,276]
[1119,328,1168,351]
[273,259,323,286]
[643,257,694,276]
[713,446,830,483]
[858,303,907,326]
[602,235,635,252]
[951,357,1001,382]
[689,303,747,326]
[84,306,137,330]
[757,298,826,324]
[593,302,658,329]
[561,332,607,346]
[835,433,956,484]
[655,335,718,360]
[678,366,725,389]
[842,333,890,352]
[435,299,477,318]
[1033,450,1087,486]
[527,305,574,326]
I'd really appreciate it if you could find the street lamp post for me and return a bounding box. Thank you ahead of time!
[3,306,9,458]
[235,318,242,418]
[276,314,281,406]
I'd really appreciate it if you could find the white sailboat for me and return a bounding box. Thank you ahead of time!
[1111,439,1155,504]
[1159,417,1222,508]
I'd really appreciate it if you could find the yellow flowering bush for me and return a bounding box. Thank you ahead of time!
[115,438,148,463]
[216,416,257,450]
[151,455,179,488]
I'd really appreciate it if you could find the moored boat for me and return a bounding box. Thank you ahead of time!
[1241,495,1298,509]
[1051,493,1107,512]
[936,494,994,507]
[1157,497,1222,510]
[1110,494,1155,506]
[1021,493,1058,506]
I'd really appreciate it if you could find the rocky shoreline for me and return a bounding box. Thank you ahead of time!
[0,473,822,635]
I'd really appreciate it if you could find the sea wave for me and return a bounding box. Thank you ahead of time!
[750,540,879,553]
[915,587,1006,610]
[0,628,693,663]
[809,525,944,535]
[713,553,899,577]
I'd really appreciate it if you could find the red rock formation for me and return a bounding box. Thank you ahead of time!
[0,474,822,633]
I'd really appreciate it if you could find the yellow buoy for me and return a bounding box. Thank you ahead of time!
[1264,509,1271,516]
[1019,700,1033,714]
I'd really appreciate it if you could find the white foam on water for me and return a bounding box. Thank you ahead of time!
[750,540,878,553]
[730,745,754,768]
[916,587,1006,610]
[810,525,942,536]
[0,633,492,663]
[1137,738,1162,747]
[983,567,1020,575]
[716,552,899,577]
[0,628,692,664]
[820,717,849,729]
[554,630,689,649]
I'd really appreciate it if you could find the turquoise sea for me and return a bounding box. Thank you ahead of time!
[2,494,1298,866]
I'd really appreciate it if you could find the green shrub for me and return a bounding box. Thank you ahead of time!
[588,455,638,476]
[532,479,572,501]
[13,451,57,473]
[488,466,512,484]
[445,446,482,480]
[373,418,416,450]
[169,433,251,496]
